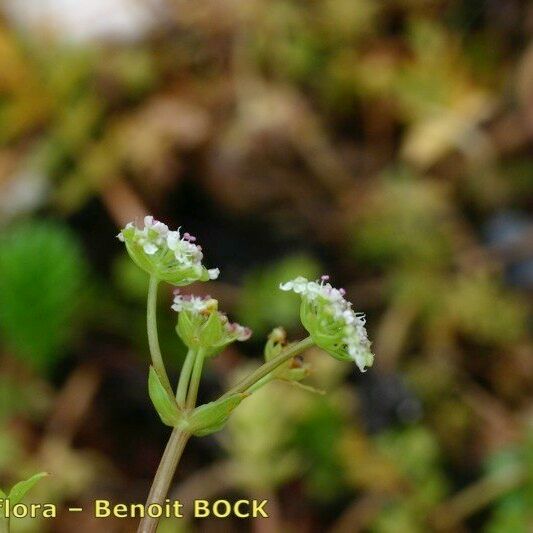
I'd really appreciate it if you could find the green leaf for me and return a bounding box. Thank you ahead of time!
[148,367,182,427]
[188,394,246,436]
[8,472,48,505]
[0,488,6,498]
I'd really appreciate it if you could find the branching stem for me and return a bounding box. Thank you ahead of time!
[141,282,314,533]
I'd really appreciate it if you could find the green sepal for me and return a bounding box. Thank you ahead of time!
[123,234,210,286]
[201,312,224,348]
[176,310,196,347]
[284,367,309,381]
[301,302,352,362]
[176,310,224,352]
[176,307,248,359]
[264,327,285,362]
[199,268,212,282]
[188,393,247,436]
[8,472,48,505]
[148,366,182,427]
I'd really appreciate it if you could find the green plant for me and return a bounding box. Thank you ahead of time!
[0,473,48,533]
[0,220,87,371]
[117,216,374,532]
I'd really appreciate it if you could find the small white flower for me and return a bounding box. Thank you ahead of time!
[171,292,214,313]
[117,216,219,286]
[223,320,252,341]
[166,231,181,250]
[173,292,252,355]
[116,222,133,242]
[142,242,158,255]
[166,229,203,267]
[280,276,373,372]
[144,215,168,234]
[280,276,308,293]
[208,268,220,280]
[136,215,169,254]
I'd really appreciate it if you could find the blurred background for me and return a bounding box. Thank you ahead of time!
[0,0,532,531]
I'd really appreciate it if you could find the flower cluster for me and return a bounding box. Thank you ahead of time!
[171,292,217,314]
[173,291,251,356]
[280,276,373,372]
[117,216,219,285]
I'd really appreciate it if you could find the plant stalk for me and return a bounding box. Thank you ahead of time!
[147,276,173,397]
[138,347,206,532]
[137,427,190,533]
[223,336,314,397]
[138,333,313,532]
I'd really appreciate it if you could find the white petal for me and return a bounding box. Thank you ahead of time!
[144,215,154,227]
[279,281,294,291]
[208,268,220,280]
[143,242,158,255]
[166,231,180,250]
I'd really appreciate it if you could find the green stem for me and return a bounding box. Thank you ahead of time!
[137,347,206,532]
[223,336,314,397]
[147,276,173,397]
[137,333,313,533]
[176,349,196,408]
[137,427,190,533]
[186,348,205,410]
[246,373,274,395]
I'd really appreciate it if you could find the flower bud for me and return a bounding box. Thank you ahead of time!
[280,276,374,372]
[117,216,219,285]
[264,327,311,383]
[173,292,251,356]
